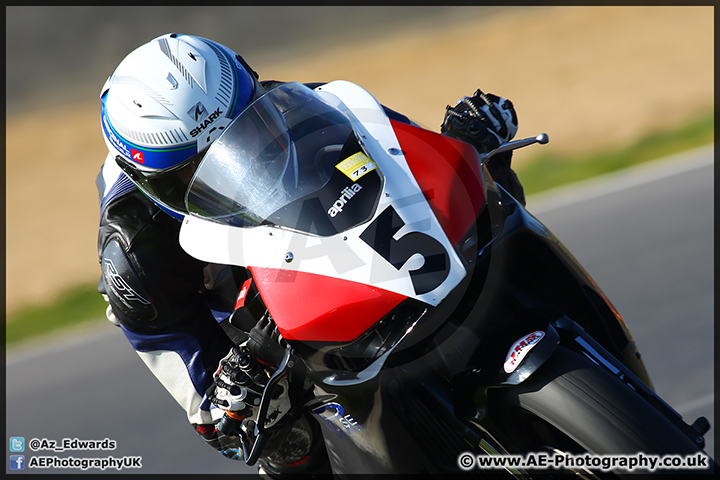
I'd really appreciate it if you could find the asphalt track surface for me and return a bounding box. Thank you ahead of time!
[5,146,714,474]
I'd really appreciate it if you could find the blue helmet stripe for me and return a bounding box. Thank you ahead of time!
[226,52,254,119]
[101,96,197,170]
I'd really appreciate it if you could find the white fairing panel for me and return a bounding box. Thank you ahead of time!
[180,81,466,306]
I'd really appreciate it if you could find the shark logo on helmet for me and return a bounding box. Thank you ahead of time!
[187,101,208,122]
[190,108,224,138]
[131,149,145,164]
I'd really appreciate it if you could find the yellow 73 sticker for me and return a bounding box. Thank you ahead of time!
[336,152,378,181]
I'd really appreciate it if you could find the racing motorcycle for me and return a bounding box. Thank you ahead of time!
[178,81,714,476]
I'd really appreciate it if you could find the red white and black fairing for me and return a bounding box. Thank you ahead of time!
[179,81,487,342]
[175,81,711,475]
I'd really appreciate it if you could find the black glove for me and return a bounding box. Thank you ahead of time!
[442,90,526,206]
[211,346,267,414]
[441,89,518,153]
[210,345,291,435]
[193,423,244,460]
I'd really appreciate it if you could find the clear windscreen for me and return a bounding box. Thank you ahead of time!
[185,82,382,234]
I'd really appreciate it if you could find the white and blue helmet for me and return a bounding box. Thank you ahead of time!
[100,33,262,217]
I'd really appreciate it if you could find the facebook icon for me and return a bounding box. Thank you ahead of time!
[9,454,25,470]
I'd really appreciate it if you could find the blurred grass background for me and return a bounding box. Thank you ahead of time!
[5,6,713,347]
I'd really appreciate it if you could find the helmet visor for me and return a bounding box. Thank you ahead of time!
[116,152,203,213]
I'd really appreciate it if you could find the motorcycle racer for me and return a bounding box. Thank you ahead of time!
[96,32,523,477]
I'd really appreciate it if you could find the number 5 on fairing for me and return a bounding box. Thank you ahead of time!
[360,205,450,295]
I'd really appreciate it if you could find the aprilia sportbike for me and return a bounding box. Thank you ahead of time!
[179,81,714,476]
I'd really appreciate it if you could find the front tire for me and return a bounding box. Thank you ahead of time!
[497,346,712,477]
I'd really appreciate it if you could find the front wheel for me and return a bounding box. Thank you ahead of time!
[494,346,713,478]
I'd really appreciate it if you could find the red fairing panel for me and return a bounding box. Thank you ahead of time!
[249,266,407,342]
[390,120,486,247]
